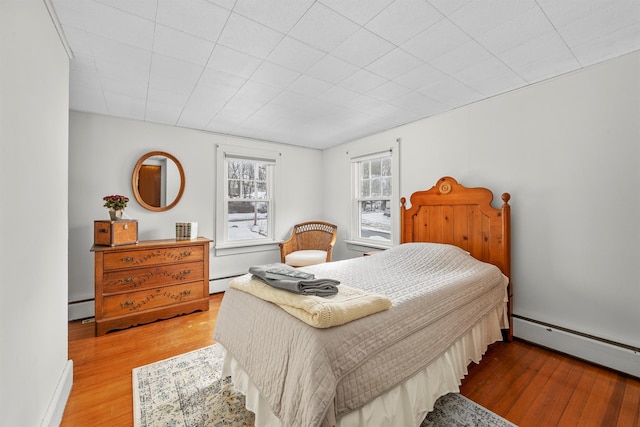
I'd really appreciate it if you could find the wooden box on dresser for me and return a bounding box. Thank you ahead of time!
[91,237,212,336]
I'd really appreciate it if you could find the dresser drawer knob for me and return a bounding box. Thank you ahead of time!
[179,290,191,297]
[180,251,192,257]
[119,277,134,284]
[180,270,192,276]
[121,256,135,263]
[120,300,135,308]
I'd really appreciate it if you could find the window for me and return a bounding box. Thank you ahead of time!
[350,144,398,247]
[216,145,278,249]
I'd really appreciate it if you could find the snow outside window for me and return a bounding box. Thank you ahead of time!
[352,151,393,245]
[216,145,279,250]
[225,156,273,242]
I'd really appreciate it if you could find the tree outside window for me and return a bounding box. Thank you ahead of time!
[226,158,272,241]
[355,154,392,242]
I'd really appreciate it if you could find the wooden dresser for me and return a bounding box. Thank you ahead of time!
[91,237,212,336]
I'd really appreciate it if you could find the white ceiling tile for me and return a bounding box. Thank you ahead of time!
[500,32,579,82]
[305,54,360,84]
[100,75,148,99]
[90,3,156,50]
[319,0,394,25]
[199,67,247,91]
[331,28,395,67]
[146,85,190,108]
[243,104,290,126]
[448,0,538,37]
[156,0,229,41]
[395,64,447,90]
[429,40,496,75]
[217,12,284,59]
[475,7,553,55]
[148,55,203,93]
[189,80,238,110]
[267,37,326,73]
[235,81,281,104]
[269,91,312,109]
[297,98,343,117]
[454,59,526,97]
[365,0,443,45]
[317,86,362,107]
[426,0,472,16]
[60,26,94,57]
[251,61,301,89]
[207,45,263,79]
[401,18,471,62]
[91,43,150,88]
[153,24,214,66]
[366,48,423,80]
[391,91,448,115]
[536,0,623,28]
[367,80,412,102]
[234,0,315,33]
[569,22,640,67]
[339,69,387,93]
[94,0,158,20]
[53,0,640,149]
[204,115,237,134]
[177,85,231,129]
[88,34,152,69]
[213,97,262,124]
[287,74,333,97]
[552,1,640,49]
[289,2,360,52]
[55,0,155,50]
[103,91,146,119]
[508,48,581,84]
[144,100,184,125]
[418,76,483,107]
[207,0,236,10]
[342,94,387,113]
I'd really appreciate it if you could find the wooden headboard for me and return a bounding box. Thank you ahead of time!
[400,176,512,339]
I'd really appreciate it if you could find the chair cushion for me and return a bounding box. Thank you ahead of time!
[285,250,327,267]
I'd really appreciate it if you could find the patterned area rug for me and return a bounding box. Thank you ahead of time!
[133,344,516,427]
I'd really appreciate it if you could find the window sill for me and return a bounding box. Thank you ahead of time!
[345,240,392,253]
[215,240,282,256]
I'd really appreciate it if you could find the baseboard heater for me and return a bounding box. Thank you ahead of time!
[513,315,640,378]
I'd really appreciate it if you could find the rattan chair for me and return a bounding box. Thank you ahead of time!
[279,221,338,267]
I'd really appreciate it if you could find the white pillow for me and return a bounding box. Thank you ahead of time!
[285,250,327,267]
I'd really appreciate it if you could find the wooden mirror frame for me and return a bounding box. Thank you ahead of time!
[131,151,185,212]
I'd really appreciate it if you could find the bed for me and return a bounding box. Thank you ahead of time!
[213,176,512,427]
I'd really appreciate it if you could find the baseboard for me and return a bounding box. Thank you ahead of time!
[513,316,640,378]
[40,360,73,427]
[68,300,94,321]
[209,276,241,294]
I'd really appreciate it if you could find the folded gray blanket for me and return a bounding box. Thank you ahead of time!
[248,264,340,297]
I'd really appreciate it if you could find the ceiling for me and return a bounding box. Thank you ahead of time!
[51,0,640,149]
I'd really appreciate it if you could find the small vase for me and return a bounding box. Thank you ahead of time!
[109,210,124,221]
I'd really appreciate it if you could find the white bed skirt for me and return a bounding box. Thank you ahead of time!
[220,304,507,427]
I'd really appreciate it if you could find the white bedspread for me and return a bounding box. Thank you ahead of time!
[213,243,509,427]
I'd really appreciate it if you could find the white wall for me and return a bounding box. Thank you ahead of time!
[68,112,323,317]
[324,52,640,353]
[0,0,72,425]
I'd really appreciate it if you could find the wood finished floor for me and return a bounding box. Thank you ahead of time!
[62,294,640,427]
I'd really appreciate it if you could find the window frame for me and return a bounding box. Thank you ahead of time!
[215,144,280,254]
[348,141,400,249]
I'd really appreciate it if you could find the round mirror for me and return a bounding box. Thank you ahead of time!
[132,151,185,212]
